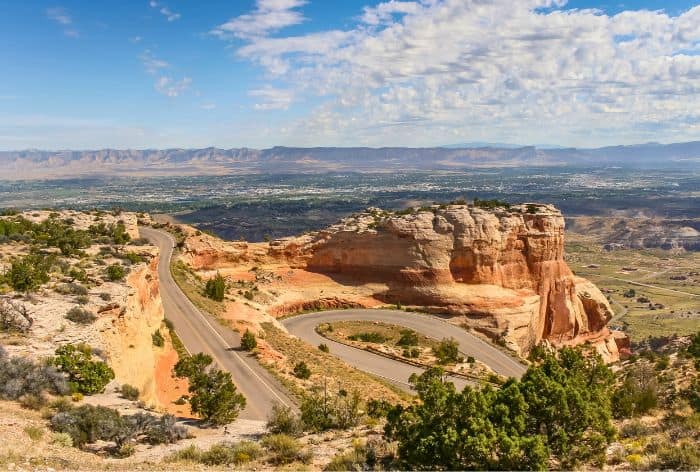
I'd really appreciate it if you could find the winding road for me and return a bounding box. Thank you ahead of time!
[143,226,526,418]
[283,310,526,391]
[141,227,295,421]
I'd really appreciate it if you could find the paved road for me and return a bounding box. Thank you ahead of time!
[603,276,700,298]
[282,309,526,391]
[141,227,295,421]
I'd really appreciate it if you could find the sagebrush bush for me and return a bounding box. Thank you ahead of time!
[166,441,262,466]
[119,384,139,401]
[65,307,96,324]
[266,403,304,436]
[55,283,88,296]
[0,346,69,400]
[262,434,310,465]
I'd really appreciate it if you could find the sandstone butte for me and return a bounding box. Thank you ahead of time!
[181,203,630,362]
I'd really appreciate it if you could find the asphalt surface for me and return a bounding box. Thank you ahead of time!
[140,227,296,421]
[282,309,526,391]
[143,225,525,412]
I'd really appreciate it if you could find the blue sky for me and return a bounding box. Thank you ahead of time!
[0,0,699,150]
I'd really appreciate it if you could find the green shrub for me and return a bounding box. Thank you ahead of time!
[52,343,115,395]
[318,343,330,352]
[166,441,261,465]
[612,364,658,418]
[200,441,262,465]
[65,307,96,324]
[122,252,143,264]
[385,348,615,470]
[367,399,393,418]
[396,329,419,346]
[348,332,387,343]
[620,419,651,438]
[267,403,304,436]
[293,361,311,379]
[68,267,87,283]
[473,198,510,209]
[653,441,700,470]
[8,253,54,292]
[300,387,362,431]
[173,353,246,425]
[152,329,165,347]
[119,384,140,401]
[204,272,226,301]
[166,444,201,463]
[325,442,378,471]
[51,432,73,447]
[143,413,189,445]
[262,434,310,465]
[106,264,125,281]
[50,404,127,447]
[432,338,463,364]
[241,329,257,351]
[99,292,111,301]
[402,348,419,358]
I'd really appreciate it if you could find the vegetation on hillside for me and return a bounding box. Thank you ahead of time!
[173,353,246,425]
[385,347,614,470]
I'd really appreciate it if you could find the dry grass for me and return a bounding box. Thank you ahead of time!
[170,259,224,317]
[260,322,409,404]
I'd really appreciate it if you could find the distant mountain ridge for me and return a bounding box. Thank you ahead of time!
[1,141,699,180]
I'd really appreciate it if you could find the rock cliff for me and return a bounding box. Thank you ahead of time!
[183,204,623,361]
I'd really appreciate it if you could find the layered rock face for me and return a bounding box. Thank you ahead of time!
[268,204,620,359]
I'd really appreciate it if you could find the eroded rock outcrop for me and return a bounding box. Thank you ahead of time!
[183,204,622,361]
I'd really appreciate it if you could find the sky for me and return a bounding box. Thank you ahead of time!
[0,0,699,150]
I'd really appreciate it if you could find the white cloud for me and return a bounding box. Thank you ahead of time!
[200,103,217,110]
[140,49,169,75]
[361,1,421,26]
[155,77,192,97]
[149,1,180,22]
[214,0,700,146]
[212,0,307,39]
[249,87,294,110]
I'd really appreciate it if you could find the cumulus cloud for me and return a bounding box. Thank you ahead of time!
[212,0,307,39]
[149,1,180,22]
[249,87,294,110]
[155,76,192,97]
[216,0,700,146]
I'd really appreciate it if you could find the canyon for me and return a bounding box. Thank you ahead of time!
[181,203,626,362]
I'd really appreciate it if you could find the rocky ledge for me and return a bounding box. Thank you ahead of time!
[186,203,626,361]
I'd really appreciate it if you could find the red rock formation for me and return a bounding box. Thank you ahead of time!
[269,204,621,360]
[182,203,623,361]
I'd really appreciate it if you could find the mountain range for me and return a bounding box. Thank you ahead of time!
[1,141,699,180]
